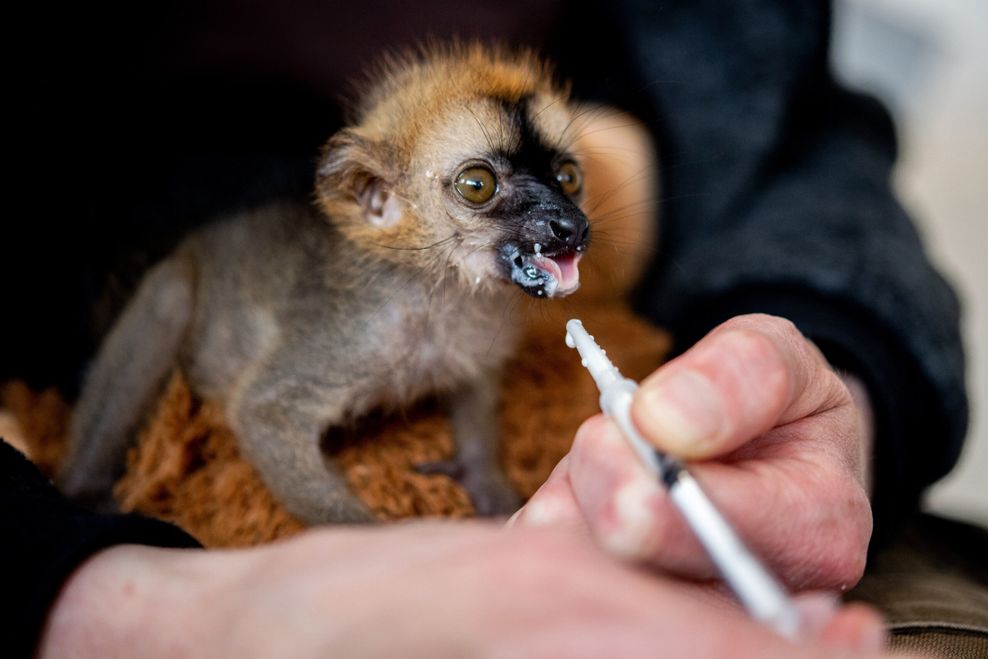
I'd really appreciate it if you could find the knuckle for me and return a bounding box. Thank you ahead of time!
[714,327,792,406]
[719,313,799,340]
[598,479,671,560]
[797,478,873,590]
[572,415,613,453]
[719,314,812,368]
[826,367,854,402]
[832,402,864,461]
[830,518,871,588]
[570,416,629,481]
[822,533,869,591]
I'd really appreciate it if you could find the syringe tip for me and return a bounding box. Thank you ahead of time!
[565,318,625,392]
[564,319,584,349]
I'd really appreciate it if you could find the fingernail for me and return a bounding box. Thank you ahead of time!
[602,477,662,559]
[639,370,723,454]
[795,593,840,636]
[515,498,563,527]
[855,618,888,654]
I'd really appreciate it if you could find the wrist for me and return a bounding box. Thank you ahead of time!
[37,544,237,659]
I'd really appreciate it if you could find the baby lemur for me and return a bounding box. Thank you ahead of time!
[59,44,591,524]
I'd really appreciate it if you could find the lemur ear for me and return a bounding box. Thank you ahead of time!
[317,130,404,228]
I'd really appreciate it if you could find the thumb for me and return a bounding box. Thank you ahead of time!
[630,314,844,459]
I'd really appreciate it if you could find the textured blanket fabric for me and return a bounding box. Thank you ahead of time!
[4,304,669,547]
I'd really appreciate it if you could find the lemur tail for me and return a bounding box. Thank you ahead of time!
[58,256,196,510]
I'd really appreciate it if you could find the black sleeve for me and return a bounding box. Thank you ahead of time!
[0,440,201,658]
[610,0,968,538]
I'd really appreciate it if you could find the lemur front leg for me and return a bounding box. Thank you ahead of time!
[419,376,520,516]
[231,370,375,525]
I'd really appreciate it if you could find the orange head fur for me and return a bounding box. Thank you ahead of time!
[315,43,591,299]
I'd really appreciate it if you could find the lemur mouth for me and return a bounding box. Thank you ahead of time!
[500,243,583,298]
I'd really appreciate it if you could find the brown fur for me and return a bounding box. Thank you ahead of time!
[2,86,663,544]
[317,44,579,279]
[56,44,605,524]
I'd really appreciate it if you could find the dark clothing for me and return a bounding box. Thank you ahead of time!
[609,1,967,536]
[0,441,201,658]
[2,0,968,656]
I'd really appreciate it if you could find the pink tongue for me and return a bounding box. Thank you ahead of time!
[550,253,581,291]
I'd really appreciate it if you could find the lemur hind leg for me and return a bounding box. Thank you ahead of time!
[59,257,196,510]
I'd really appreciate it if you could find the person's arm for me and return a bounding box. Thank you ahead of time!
[0,440,200,657]
[37,522,892,658]
[610,0,966,537]
[3,432,890,658]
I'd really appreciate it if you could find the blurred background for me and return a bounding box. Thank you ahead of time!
[832,0,987,524]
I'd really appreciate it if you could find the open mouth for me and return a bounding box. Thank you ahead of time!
[501,243,583,298]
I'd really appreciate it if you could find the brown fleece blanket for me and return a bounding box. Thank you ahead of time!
[2,306,668,547]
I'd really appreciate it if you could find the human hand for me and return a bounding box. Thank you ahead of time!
[39,522,891,658]
[511,314,873,592]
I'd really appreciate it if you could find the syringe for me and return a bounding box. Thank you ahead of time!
[565,319,801,639]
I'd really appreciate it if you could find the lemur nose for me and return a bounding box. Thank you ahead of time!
[548,217,590,249]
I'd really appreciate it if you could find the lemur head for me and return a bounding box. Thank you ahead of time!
[316,44,590,298]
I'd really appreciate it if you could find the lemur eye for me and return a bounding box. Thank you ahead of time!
[556,161,582,196]
[454,166,497,204]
